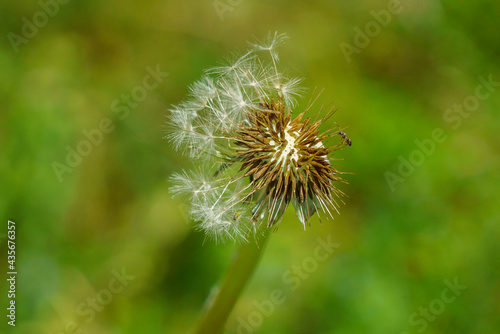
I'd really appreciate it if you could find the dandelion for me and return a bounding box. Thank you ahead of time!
[165,32,351,242]
[168,33,353,334]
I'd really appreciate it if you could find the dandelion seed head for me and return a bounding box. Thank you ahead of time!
[166,32,351,242]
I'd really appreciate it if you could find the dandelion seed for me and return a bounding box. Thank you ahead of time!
[166,33,351,241]
[164,108,194,150]
[187,76,217,111]
[206,51,256,77]
[250,31,289,63]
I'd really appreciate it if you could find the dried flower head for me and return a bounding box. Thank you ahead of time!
[166,32,351,242]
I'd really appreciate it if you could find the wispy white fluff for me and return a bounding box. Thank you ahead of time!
[250,32,289,62]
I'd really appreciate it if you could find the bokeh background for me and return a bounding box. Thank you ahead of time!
[1,0,499,333]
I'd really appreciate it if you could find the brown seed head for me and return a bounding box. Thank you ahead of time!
[233,100,348,228]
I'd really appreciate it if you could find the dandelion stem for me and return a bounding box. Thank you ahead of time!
[191,228,272,334]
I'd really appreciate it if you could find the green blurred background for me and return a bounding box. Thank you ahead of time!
[1,0,499,333]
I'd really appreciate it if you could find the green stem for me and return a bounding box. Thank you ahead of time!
[191,229,272,334]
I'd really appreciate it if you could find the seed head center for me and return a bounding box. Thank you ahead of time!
[275,128,299,165]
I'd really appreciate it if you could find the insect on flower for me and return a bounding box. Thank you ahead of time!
[165,32,351,242]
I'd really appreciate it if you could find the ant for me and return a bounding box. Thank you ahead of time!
[338,131,352,146]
